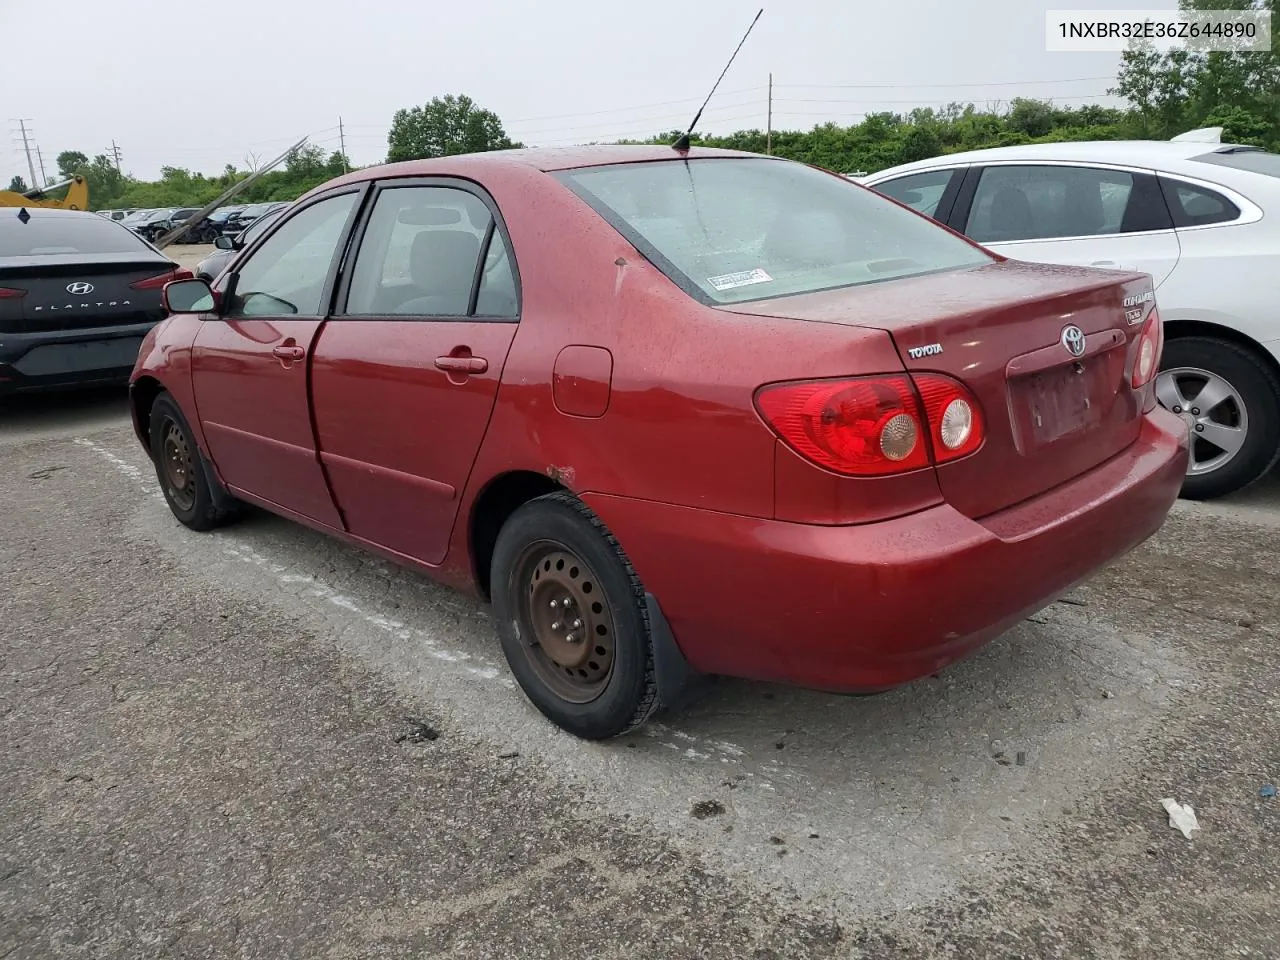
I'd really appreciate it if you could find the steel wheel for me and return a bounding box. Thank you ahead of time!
[514,542,616,704]
[1155,366,1249,477]
[160,417,197,511]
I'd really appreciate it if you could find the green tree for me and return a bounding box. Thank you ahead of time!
[386,94,521,162]
[55,150,89,180]
[7,175,28,193]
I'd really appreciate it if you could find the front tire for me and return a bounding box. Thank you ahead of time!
[148,392,239,531]
[490,493,659,739]
[1156,336,1280,500]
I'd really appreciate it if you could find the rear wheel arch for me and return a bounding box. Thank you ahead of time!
[1161,318,1280,384]
[469,470,566,598]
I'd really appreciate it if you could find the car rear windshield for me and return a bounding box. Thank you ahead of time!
[1193,148,1280,179]
[0,214,150,257]
[556,157,992,305]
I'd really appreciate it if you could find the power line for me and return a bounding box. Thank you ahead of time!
[773,75,1117,89]
[109,140,123,173]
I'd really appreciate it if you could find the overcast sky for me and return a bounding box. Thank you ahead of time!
[3,0,1178,184]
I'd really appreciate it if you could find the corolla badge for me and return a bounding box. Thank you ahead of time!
[66,281,95,295]
[1060,324,1086,358]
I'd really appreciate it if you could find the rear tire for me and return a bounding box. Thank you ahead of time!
[490,492,659,740]
[148,392,240,531]
[1157,336,1280,500]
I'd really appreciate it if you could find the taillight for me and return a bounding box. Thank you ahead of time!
[1131,306,1163,389]
[913,373,984,463]
[755,373,985,477]
[130,267,193,290]
[0,286,26,298]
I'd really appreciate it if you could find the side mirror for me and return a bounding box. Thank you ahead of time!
[214,235,234,250]
[163,278,218,314]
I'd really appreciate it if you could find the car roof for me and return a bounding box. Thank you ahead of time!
[4,207,107,220]
[338,144,761,181]
[863,140,1267,180]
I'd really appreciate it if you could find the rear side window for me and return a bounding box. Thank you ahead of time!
[965,165,1171,243]
[0,213,152,257]
[343,184,518,318]
[873,169,957,220]
[558,158,991,305]
[1158,176,1241,227]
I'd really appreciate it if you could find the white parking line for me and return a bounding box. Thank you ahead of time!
[72,433,746,764]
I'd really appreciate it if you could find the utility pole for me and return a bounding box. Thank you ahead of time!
[12,118,38,191]
[35,145,48,186]
[109,140,122,173]
[338,117,349,172]
[766,74,773,155]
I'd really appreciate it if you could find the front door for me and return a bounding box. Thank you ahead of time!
[957,163,1182,288]
[309,181,521,565]
[191,189,362,527]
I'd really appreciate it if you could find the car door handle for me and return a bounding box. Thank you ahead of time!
[272,344,306,362]
[434,355,488,374]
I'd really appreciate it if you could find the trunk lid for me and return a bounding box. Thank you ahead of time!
[0,254,176,333]
[722,260,1156,518]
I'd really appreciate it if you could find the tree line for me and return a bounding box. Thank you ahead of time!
[12,0,1276,211]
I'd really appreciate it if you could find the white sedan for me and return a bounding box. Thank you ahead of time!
[863,133,1280,500]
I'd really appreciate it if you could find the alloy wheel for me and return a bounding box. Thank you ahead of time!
[1155,366,1249,476]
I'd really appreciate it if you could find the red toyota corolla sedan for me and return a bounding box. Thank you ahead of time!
[130,145,1188,739]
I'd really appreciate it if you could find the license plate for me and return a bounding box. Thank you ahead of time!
[1020,362,1098,445]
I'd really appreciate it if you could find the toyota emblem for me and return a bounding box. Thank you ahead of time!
[1060,324,1086,358]
[66,281,95,295]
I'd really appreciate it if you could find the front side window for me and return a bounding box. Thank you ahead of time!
[227,192,357,318]
[558,158,991,305]
[873,169,957,220]
[344,184,517,318]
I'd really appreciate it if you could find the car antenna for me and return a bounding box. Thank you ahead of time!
[671,8,764,152]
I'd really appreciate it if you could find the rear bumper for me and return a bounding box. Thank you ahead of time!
[0,320,158,393]
[583,406,1189,692]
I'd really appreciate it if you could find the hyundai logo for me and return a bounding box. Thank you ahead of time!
[1061,324,1086,358]
[66,281,95,295]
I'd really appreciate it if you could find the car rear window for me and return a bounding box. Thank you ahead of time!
[556,157,992,305]
[1192,149,1280,178]
[0,214,151,257]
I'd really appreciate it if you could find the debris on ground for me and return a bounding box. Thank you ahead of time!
[1259,784,1276,799]
[690,799,726,820]
[497,749,519,759]
[1016,751,1027,766]
[394,718,439,744]
[1058,596,1089,606]
[1160,798,1200,839]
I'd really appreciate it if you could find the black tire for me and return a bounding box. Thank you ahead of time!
[1160,336,1280,500]
[148,392,240,531]
[490,492,658,740]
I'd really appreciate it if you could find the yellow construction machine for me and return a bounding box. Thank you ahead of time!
[0,175,89,210]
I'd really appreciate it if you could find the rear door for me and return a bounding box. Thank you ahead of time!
[191,188,363,526]
[951,163,1182,286]
[310,179,520,565]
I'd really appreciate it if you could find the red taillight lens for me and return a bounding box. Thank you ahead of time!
[0,286,26,298]
[130,267,193,290]
[756,374,985,477]
[913,373,985,463]
[1131,306,1163,389]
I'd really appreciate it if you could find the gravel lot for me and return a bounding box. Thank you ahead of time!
[2,370,1279,958]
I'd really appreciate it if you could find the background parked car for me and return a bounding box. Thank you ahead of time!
[0,208,191,392]
[864,138,1280,499]
[146,207,220,244]
[193,207,285,281]
[220,201,289,237]
[127,208,176,242]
